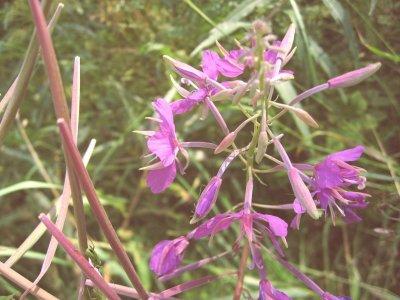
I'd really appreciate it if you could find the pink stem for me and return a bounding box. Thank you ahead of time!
[289,83,329,106]
[28,0,70,123]
[39,214,121,300]
[205,97,229,135]
[57,119,148,299]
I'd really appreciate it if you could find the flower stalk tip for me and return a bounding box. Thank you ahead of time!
[328,62,381,89]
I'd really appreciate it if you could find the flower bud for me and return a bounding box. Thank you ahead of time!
[292,107,319,128]
[327,62,381,89]
[252,20,270,35]
[214,132,236,154]
[255,131,269,163]
[149,236,189,276]
[277,23,296,60]
[163,55,206,84]
[287,168,320,219]
[191,176,222,223]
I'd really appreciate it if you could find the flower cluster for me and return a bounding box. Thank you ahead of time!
[139,21,379,299]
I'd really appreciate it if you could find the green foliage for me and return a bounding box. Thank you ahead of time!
[0,0,399,299]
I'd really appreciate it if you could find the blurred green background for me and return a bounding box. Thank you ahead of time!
[0,0,399,299]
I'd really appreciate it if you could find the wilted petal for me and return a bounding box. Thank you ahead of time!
[149,236,189,276]
[147,163,177,194]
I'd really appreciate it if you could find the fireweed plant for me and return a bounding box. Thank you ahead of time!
[140,21,381,299]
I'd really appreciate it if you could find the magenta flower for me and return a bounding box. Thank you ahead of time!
[216,48,246,78]
[146,98,182,193]
[312,145,369,222]
[168,50,223,115]
[149,236,189,277]
[259,279,291,300]
[187,210,287,246]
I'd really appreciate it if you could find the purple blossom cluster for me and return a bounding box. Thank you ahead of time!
[139,21,380,299]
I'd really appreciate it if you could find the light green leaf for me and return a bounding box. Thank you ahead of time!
[0,181,61,198]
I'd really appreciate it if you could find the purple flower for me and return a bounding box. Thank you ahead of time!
[191,176,222,223]
[259,279,292,300]
[149,236,189,276]
[187,209,287,247]
[169,50,224,115]
[146,98,181,193]
[312,146,369,222]
[216,49,246,78]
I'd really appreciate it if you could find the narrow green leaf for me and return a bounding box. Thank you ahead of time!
[0,181,61,198]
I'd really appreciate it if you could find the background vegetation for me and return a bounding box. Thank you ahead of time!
[0,0,399,299]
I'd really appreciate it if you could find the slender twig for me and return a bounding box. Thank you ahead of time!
[57,119,148,299]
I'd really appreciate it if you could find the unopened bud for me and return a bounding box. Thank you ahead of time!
[278,23,296,60]
[327,62,381,89]
[214,132,236,154]
[163,55,206,84]
[255,131,269,164]
[287,168,320,219]
[252,20,270,35]
[191,176,222,223]
[292,107,319,128]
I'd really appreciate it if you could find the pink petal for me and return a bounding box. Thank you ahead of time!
[147,131,176,166]
[152,98,175,133]
[147,163,177,194]
[201,50,219,80]
[327,145,364,162]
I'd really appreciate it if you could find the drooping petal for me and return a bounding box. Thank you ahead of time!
[149,236,189,276]
[201,50,219,80]
[147,163,177,194]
